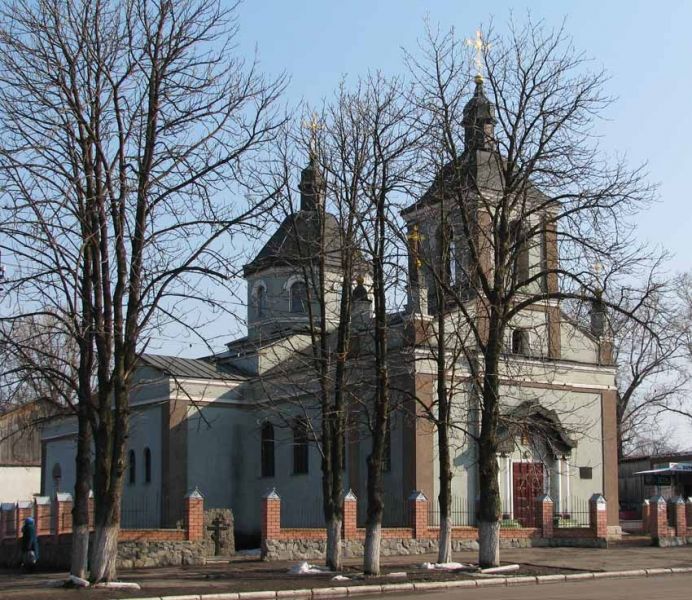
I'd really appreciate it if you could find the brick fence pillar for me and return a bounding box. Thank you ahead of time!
[409,490,428,539]
[16,501,33,539]
[0,503,15,540]
[184,487,204,541]
[2,503,17,539]
[343,490,357,540]
[686,498,692,534]
[671,496,686,538]
[34,497,51,536]
[641,499,650,534]
[649,495,669,542]
[261,489,281,556]
[536,494,554,538]
[589,493,608,538]
[54,492,73,536]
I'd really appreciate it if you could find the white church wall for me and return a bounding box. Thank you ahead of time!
[0,466,41,502]
[186,404,237,512]
[43,433,77,498]
[121,404,162,527]
[561,321,599,363]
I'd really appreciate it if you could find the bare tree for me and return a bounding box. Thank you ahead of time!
[0,0,285,582]
[406,20,660,566]
[609,287,689,457]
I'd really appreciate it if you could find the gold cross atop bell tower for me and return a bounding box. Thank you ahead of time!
[302,112,323,158]
[465,29,488,82]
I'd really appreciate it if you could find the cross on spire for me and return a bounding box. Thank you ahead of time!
[302,112,323,158]
[465,29,488,80]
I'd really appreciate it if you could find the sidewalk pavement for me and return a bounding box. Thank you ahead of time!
[2,540,692,600]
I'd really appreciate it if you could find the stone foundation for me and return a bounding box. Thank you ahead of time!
[0,534,207,569]
[262,534,605,561]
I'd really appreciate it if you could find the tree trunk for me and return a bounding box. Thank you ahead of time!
[438,515,453,564]
[326,516,342,571]
[363,520,382,576]
[70,407,91,578]
[89,523,119,582]
[477,520,500,567]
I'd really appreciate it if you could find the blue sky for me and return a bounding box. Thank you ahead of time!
[237,0,692,275]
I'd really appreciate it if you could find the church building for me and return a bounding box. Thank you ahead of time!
[41,77,620,542]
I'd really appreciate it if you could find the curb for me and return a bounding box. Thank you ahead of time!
[124,567,692,600]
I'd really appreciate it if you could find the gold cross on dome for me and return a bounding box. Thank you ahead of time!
[465,30,488,78]
[302,112,323,157]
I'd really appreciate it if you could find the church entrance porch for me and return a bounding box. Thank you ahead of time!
[513,462,544,527]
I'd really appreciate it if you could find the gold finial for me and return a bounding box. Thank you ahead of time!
[407,224,424,269]
[302,112,323,158]
[356,275,365,286]
[465,30,488,79]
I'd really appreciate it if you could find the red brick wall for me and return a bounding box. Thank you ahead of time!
[119,529,186,542]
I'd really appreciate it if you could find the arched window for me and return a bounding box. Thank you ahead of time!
[128,449,136,485]
[510,220,530,285]
[256,285,267,318]
[144,447,152,484]
[261,423,275,478]
[292,418,309,474]
[437,224,456,286]
[51,462,62,492]
[290,281,308,314]
[512,328,530,356]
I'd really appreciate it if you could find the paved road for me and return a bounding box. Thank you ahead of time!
[374,573,692,600]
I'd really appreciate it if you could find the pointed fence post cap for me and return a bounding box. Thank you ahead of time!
[642,498,650,506]
[408,490,427,502]
[673,496,686,505]
[88,490,94,499]
[537,494,552,503]
[55,492,73,502]
[1,502,16,511]
[651,494,666,504]
[263,488,280,500]
[344,489,357,501]
[34,496,50,506]
[185,486,204,500]
[17,501,33,509]
[589,493,606,504]
[686,497,692,504]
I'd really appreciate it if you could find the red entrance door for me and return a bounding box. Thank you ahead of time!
[513,462,544,527]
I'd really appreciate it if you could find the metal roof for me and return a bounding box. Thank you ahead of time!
[139,354,248,381]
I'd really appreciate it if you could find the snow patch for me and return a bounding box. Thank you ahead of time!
[288,561,333,575]
[421,562,469,570]
[332,575,350,581]
[91,581,141,590]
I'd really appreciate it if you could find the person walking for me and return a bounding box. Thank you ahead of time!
[20,517,39,572]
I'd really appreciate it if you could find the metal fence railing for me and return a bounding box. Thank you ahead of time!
[120,492,166,529]
[427,496,475,527]
[281,496,324,528]
[553,496,590,528]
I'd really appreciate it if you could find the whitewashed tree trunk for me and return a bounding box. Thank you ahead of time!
[437,515,453,563]
[363,521,382,575]
[478,520,500,567]
[326,517,343,570]
[70,525,90,579]
[89,524,119,582]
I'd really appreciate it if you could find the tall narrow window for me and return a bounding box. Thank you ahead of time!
[128,449,136,485]
[261,422,275,477]
[144,447,152,483]
[51,463,62,492]
[438,224,456,286]
[510,220,530,285]
[512,328,530,356]
[290,281,308,314]
[257,286,267,318]
[292,418,309,474]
